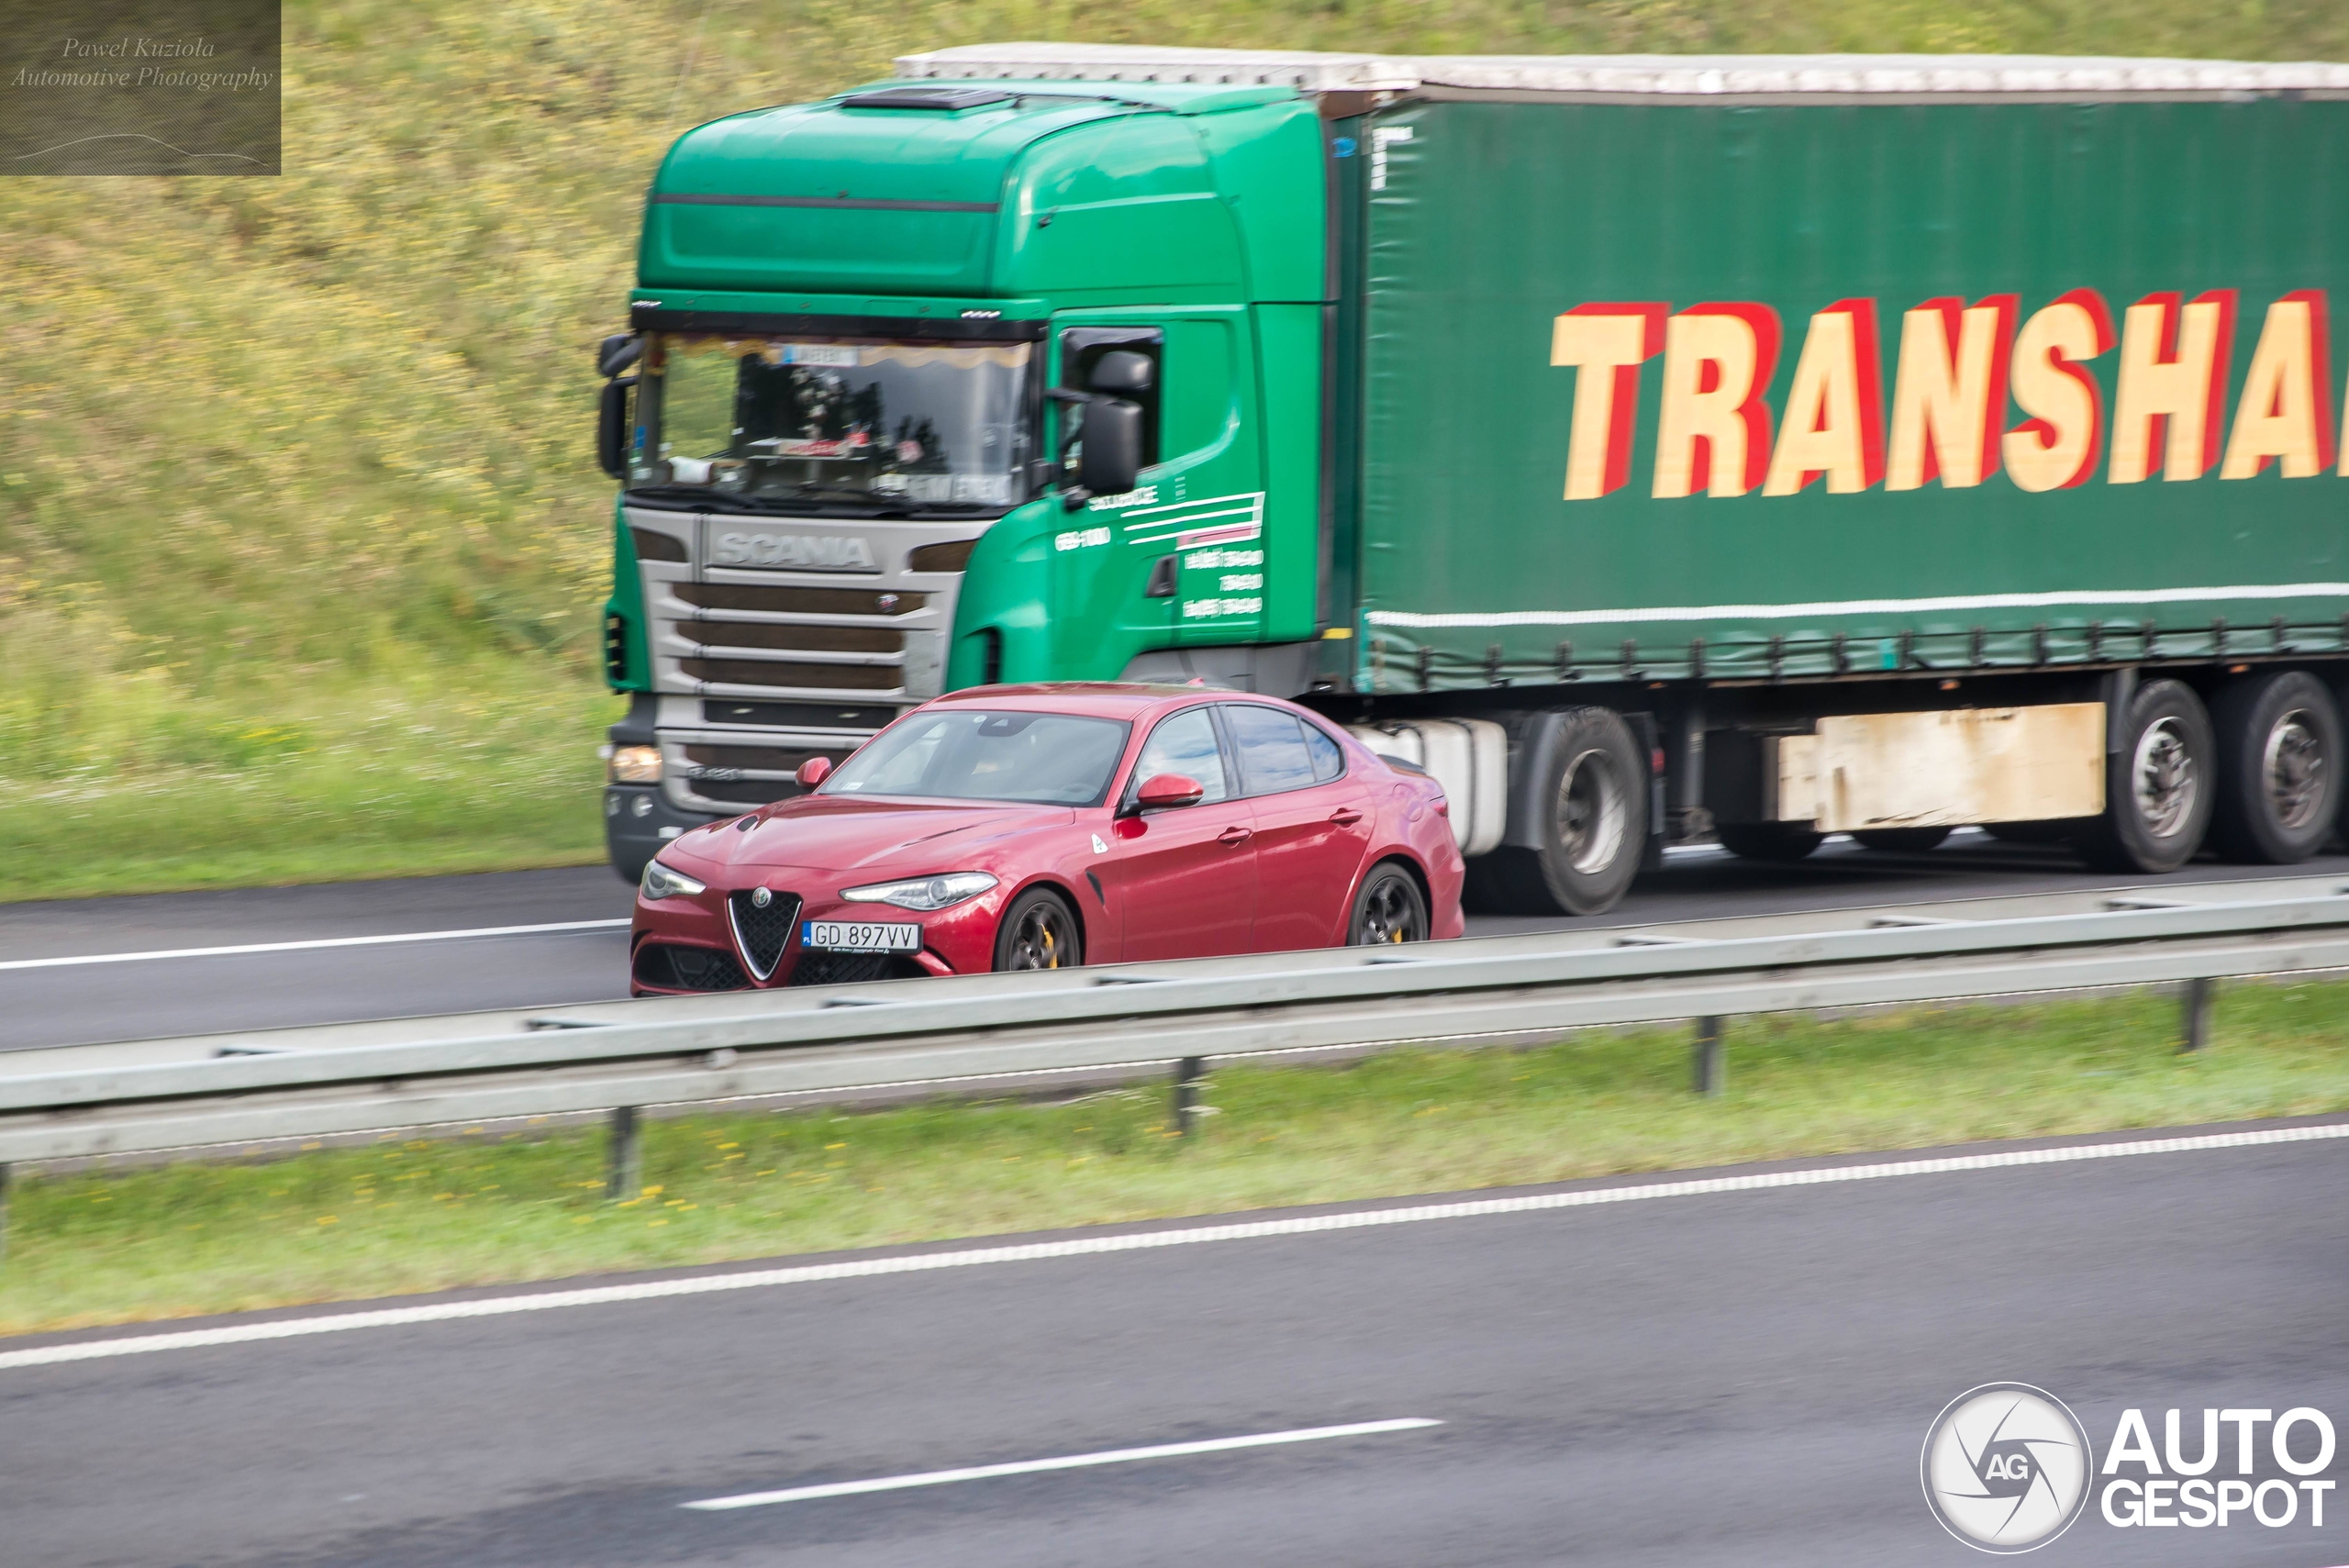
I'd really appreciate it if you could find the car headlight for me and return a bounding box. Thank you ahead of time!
[839,872,997,911]
[640,858,706,900]
[608,744,662,784]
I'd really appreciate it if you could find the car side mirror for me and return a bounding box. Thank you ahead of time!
[597,376,635,480]
[1131,773,1204,812]
[1077,398,1142,498]
[796,756,834,788]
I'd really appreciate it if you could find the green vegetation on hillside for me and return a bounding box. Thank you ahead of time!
[6,977,2348,1334]
[6,1,2343,900]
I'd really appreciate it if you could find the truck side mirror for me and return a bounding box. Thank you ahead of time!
[597,377,635,480]
[1088,350,1153,395]
[1077,399,1142,498]
[597,333,642,377]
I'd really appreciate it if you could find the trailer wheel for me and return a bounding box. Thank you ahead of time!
[1474,706,1647,916]
[1852,828,1951,852]
[1716,823,1825,862]
[2209,671,2342,864]
[2075,678,2214,873]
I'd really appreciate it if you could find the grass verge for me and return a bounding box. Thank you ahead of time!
[7,978,2348,1336]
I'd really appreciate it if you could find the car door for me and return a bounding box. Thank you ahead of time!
[1097,705,1257,959]
[1224,704,1375,952]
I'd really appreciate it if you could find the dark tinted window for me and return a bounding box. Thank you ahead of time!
[1301,719,1345,783]
[1131,707,1228,804]
[1226,705,1317,796]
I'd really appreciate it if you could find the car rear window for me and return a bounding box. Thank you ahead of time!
[1225,704,1318,796]
[821,710,1131,806]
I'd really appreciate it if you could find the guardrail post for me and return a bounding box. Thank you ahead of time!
[1693,1018,1725,1095]
[1173,1056,1206,1138]
[2180,978,2215,1053]
[0,1162,10,1265]
[607,1106,642,1200]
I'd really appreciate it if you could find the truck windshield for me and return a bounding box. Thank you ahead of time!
[820,710,1132,807]
[630,333,1031,513]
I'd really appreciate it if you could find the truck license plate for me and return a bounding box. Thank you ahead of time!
[803,920,922,953]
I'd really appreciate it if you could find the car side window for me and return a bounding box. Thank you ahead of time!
[1225,705,1318,796]
[1301,719,1345,783]
[1130,707,1229,805]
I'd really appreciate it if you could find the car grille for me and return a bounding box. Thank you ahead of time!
[790,951,918,986]
[633,942,749,993]
[729,889,803,980]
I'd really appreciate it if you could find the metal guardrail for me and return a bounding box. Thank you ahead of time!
[3,878,2348,1187]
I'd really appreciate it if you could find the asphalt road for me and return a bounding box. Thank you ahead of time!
[5,1124,2342,1567]
[7,835,2349,1051]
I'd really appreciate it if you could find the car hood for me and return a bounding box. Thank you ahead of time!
[664,795,1076,879]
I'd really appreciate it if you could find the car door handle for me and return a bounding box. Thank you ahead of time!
[1217,825,1252,847]
[1328,807,1364,828]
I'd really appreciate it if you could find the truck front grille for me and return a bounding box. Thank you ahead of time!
[682,657,901,691]
[685,623,905,654]
[676,582,928,617]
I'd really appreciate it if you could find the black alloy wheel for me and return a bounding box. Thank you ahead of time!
[2210,670,2343,864]
[2075,677,2215,873]
[1852,827,1952,852]
[1351,862,1430,945]
[994,887,1083,972]
[1716,822,1826,862]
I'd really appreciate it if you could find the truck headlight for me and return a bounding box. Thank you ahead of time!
[640,859,707,900]
[609,744,662,784]
[839,872,997,911]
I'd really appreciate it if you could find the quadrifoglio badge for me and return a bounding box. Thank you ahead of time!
[1924,1385,2339,1552]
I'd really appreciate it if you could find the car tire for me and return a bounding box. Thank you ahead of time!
[1851,827,1951,852]
[1716,823,1826,862]
[993,886,1083,972]
[1473,706,1648,917]
[2209,670,2342,864]
[2075,678,2215,873]
[1350,862,1430,945]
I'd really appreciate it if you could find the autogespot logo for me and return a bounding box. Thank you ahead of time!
[1921,1384,2095,1552]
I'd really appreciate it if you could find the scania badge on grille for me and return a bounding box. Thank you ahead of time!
[751,887,773,908]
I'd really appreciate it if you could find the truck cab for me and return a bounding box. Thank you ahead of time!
[599,75,1337,877]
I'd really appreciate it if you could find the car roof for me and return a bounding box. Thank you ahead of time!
[921,682,1242,720]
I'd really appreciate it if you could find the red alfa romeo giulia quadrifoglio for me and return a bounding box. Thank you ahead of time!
[629,684,1464,993]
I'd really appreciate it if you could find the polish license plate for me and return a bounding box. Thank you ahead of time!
[803,919,922,953]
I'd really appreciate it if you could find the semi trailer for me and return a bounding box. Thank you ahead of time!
[599,44,2349,918]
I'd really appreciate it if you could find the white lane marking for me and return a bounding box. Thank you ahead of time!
[0,919,632,973]
[1364,581,2349,628]
[681,1418,1442,1510]
[4,1119,2343,1373]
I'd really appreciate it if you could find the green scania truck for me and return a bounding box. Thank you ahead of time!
[598,44,2349,915]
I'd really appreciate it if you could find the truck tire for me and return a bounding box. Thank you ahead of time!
[1474,706,1647,917]
[2074,678,2214,873]
[2209,670,2342,864]
[1852,827,1951,852]
[1716,823,1825,862]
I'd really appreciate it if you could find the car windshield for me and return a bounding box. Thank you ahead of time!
[629,333,1032,514]
[820,710,1131,806]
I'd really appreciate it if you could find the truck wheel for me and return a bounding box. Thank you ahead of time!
[1716,823,1825,862]
[1475,706,1647,917]
[2075,678,2214,873]
[1852,828,1951,852]
[2209,671,2342,864]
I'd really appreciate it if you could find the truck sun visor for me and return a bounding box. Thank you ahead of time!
[839,85,1017,111]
